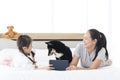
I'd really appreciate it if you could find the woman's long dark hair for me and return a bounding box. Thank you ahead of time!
[17,35,36,64]
[88,29,109,61]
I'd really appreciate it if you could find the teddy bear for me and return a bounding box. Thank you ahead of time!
[4,26,19,38]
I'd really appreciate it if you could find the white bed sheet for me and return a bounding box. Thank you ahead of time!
[0,48,120,80]
[0,66,120,80]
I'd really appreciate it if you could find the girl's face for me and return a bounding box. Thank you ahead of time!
[83,31,97,49]
[22,43,32,54]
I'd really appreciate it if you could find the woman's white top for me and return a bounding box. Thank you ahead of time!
[74,43,107,68]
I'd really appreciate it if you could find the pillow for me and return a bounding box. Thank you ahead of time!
[0,57,13,66]
[0,49,18,67]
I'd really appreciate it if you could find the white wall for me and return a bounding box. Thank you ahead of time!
[0,0,110,33]
[0,0,52,33]
[1,0,120,67]
[111,0,120,68]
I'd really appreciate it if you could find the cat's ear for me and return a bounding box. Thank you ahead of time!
[45,42,53,45]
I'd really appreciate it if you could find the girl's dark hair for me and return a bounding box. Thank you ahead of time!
[17,35,32,53]
[17,35,36,64]
[88,29,109,61]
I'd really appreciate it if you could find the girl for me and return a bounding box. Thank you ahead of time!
[12,35,51,70]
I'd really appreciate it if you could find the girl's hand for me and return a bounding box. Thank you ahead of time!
[36,64,55,70]
[42,66,54,70]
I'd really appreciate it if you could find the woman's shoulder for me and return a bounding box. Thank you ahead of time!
[99,47,106,53]
[75,42,85,50]
[74,42,85,54]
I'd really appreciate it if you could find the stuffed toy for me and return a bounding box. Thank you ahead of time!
[4,26,19,38]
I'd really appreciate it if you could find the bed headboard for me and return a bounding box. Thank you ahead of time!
[0,33,84,49]
[0,33,84,40]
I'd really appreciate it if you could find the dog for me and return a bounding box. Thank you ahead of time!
[45,40,72,63]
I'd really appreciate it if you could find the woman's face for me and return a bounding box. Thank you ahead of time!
[83,31,97,49]
[23,43,32,54]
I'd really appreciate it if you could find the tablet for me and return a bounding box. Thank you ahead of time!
[49,60,69,71]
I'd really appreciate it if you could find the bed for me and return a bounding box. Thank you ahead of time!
[0,33,120,80]
[0,66,120,80]
[0,48,120,80]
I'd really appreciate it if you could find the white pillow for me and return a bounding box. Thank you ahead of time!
[0,49,18,66]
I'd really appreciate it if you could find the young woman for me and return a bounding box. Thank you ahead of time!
[66,29,111,70]
[12,35,52,70]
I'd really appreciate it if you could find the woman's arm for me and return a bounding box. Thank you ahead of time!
[69,55,80,66]
[89,59,102,69]
[78,59,102,70]
[66,55,80,70]
[67,59,102,70]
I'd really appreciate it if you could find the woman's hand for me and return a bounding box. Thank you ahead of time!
[66,65,80,70]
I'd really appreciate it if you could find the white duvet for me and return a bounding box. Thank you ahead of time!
[0,48,120,80]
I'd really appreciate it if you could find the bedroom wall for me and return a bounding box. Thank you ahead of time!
[0,0,112,56]
[0,0,110,33]
[0,38,82,50]
[1,0,120,68]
